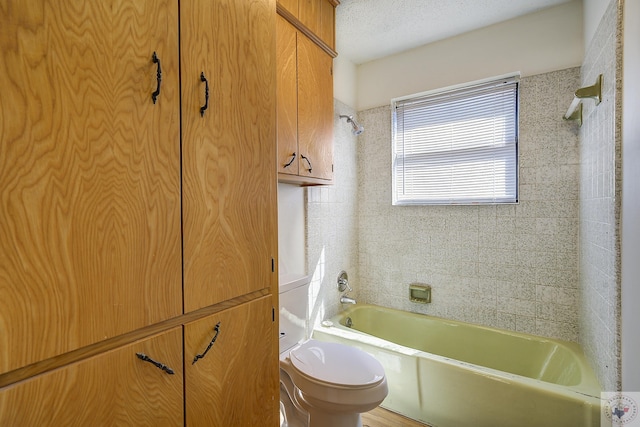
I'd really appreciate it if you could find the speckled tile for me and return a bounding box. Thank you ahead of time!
[578,0,622,391]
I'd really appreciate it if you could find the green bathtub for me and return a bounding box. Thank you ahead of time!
[313,304,607,427]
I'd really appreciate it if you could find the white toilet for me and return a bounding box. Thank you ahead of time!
[279,276,388,427]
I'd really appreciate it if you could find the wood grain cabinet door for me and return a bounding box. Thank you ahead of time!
[298,0,336,50]
[298,0,322,37]
[276,15,300,176]
[0,0,182,375]
[318,0,336,50]
[184,296,278,427]
[0,327,184,426]
[181,0,278,312]
[297,34,334,181]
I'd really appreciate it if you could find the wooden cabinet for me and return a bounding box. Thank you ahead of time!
[0,0,278,424]
[185,296,278,426]
[181,0,278,312]
[0,328,184,426]
[299,0,337,49]
[277,0,337,50]
[297,33,335,181]
[0,0,182,376]
[277,15,334,185]
[277,15,301,178]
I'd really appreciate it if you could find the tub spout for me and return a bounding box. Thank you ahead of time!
[340,295,357,305]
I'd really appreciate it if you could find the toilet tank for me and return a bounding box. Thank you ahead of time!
[279,275,310,353]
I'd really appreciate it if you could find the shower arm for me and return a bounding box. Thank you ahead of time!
[339,114,364,135]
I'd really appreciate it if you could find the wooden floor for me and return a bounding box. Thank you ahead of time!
[362,407,430,427]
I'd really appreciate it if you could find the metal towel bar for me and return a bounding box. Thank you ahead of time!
[563,74,603,126]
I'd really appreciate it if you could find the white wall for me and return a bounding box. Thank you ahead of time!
[333,55,358,109]
[277,183,306,280]
[584,0,611,48]
[355,0,583,110]
[621,0,640,392]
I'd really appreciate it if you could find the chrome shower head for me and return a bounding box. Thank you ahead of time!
[339,115,364,135]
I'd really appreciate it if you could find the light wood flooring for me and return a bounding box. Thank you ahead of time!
[362,407,430,427]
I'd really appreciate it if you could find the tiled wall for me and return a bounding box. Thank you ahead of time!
[579,0,622,391]
[306,38,621,390]
[305,100,360,329]
[356,68,582,342]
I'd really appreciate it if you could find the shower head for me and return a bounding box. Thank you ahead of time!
[339,115,364,135]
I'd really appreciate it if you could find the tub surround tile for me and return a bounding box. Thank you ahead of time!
[578,0,622,392]
[305,99,361,329]
[515,316,537,335]
[356,68,581,342]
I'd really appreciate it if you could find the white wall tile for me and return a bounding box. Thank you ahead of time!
[578,0,622,391]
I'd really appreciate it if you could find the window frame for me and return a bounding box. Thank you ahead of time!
[391,73,520,206]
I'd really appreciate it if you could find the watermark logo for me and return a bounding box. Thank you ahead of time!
[602,392,640,426]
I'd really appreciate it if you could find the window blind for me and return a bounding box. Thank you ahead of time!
[392,76,519,205]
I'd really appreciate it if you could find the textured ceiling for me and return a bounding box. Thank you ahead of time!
[336,0,573,64]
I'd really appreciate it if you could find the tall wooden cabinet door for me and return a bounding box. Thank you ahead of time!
[0,327,184,426]
[181,0,278,312]
[277,16,300,176]
[184,296,278,426]
[297,34,334,181]
[0,1,181,374]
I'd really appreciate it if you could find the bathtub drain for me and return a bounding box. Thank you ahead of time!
[345,317,352,328]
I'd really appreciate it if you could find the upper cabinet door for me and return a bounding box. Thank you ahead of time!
[277,15,299,176]
[297,34,334,181]
[0,0,181,375]
[278,0,299,16]
[318,0,336,49]
[181,0,277,312]
[296,0,336,50]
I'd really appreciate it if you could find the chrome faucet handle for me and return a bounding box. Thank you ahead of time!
[337,271,351,292]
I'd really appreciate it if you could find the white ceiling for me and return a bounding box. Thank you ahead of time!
[336,0,574,64]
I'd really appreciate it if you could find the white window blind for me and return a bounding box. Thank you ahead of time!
[392,75,519,205]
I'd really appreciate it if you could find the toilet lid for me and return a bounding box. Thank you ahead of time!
[289,340,385,388]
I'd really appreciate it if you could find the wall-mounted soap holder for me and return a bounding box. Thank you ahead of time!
[409,283,431,304]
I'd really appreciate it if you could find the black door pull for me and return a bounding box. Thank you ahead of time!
[151,52,162,104]
[200,72,209,117]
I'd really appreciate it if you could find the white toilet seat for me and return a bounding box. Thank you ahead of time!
[289,340,385,389]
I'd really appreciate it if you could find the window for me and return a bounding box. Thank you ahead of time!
[392,75,519,205]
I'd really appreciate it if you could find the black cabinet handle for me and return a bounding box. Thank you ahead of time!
[200,72,209,117]
[192,322,221,364]
[301,154,312,173]
[284,152,296,168]
[151,52,162,104]
[136,352,174,375]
